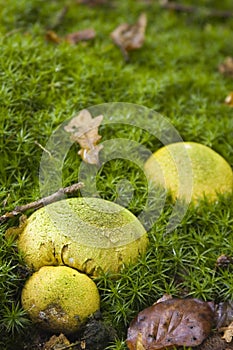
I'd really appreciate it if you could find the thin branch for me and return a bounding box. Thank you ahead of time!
[57,340,83,350]
[160,0,233,18]
[3,28,23,38]
[34,140,52,157]
[2,193,10,209]
[0,182,84,222]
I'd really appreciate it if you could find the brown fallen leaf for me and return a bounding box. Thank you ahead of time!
[45,29,96,45]
[64,109,103,165]
[215,301,233,330]
[76,0,109,5]
[43,333,70,350]
[5,214,27,239]
[45,30,62,44]
[161,1,233,19]
[111,13,147,61]
[221,321,233,343]
[225,92,233,107]
[65,28,96,44]
[126,296,214,350]
[219,57,233,78]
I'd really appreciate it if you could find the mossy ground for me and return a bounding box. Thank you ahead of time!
[1,0,233,349]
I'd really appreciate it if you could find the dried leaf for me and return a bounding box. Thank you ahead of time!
[64,109,103,165]
[225,92,233,107]
[219,57,233,78]
[45,30,62,44]
[221,322,233,343]
[111,13,147,61]
[215,301,233,329]
[43,333,70,350]
[81,340,86,349]
[46,29,95,45]
[154,294,173,304]
[77,0,109,5]
[65,28,96,44]
[5,214,27,240]
[126,297,214,350]
[216,254,233,269]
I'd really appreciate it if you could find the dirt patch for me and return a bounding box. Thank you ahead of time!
[22,311,117,350]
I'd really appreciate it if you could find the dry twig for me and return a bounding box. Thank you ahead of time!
[34,140,52,157]
[0,182,84,222]
[57,341,82,350]
[160,0,233,18]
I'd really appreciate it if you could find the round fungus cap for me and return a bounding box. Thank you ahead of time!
[144,142,233,204]
[21,265,100,334]
[18,197,148,276]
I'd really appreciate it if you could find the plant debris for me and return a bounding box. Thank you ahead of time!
[41,312,116,350]
[65,29,96,45]
[5,214,27,239]
[126,295,214,350]
[43,333,70,350]
[64,109,103,165]
[21,311,116,350]
[45,30,62,44]
[219,57,233,78]
[45,29,96,45]
[216,254,233,269]
[76,0,110,6]
[160,0,233,18]
[196,333,233,350]
[221,321,233,343]
[80,311,117,349]
[215,301,233,329]
[0,182,84,223]
[215,302,233,345]
[225,92,233,107]
[111,13,147,61]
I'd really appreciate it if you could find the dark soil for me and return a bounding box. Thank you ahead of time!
[19,312,117,350]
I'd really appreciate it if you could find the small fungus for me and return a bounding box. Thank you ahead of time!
[144,142,233,204]
[21,265,100,334]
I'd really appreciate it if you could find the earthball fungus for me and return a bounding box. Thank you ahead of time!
[21,265,100,334]
[144,142,233,204]
[17,197,148,276]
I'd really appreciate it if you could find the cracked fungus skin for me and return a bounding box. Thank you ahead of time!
[21,266,100,333]
[17,197,148,276]
[144,142,233,204]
